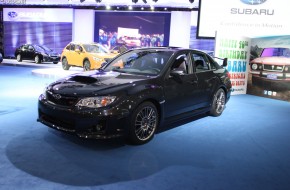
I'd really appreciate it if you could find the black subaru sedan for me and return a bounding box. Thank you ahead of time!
[38,47,231,144]
[15,44,60,64]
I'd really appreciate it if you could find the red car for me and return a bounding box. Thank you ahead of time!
[250,47,290,89]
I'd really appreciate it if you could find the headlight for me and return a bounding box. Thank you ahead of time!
[76,96,116,108]
[93,57,102,62]
[251,63,258,70]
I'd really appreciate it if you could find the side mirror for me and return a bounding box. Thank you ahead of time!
[170,70,183,83]
[222,58,228,67]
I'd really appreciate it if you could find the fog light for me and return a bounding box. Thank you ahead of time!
[95,124,104,131]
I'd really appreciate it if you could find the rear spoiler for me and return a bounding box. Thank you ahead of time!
[213,57,228,67]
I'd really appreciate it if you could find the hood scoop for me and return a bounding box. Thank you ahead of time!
[69,75,99,84]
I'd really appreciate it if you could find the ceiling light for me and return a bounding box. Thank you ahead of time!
[95,0,102,2]
[129,5,133,10]
[142,0,147,3]
[106,5,111,9]
[152,0,158,2]
[189,0,194,3]
[132,0,138,3]
[80,0,85,2]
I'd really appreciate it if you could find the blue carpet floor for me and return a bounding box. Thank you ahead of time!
[0,64,290,190]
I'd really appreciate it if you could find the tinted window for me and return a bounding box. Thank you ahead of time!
[105,50,173,76]
[192,53,209,72]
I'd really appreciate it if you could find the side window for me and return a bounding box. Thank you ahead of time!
[192,53,209,72]
[22,45,28,50]
[76,45,83,52]
[171,54,189,74]
[70,44,75,51]
[28,45,34,51]
[66,44,70,50]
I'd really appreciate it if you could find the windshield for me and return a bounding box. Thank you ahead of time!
[104,50,173,76]
[261,48,290,58]
[83,44,110,53]
[39,45,52,52]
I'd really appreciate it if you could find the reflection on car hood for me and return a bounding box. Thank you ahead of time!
[251,56,290,65]
[49,71,151,96]
[89,53,117,58]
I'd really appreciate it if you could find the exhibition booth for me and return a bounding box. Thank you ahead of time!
[1,1,290,190]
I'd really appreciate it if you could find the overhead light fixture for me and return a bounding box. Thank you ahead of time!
[80,0,85,2]
[152,0,158,2]
[129,5,133,10]
[189,0,194,3]
[132,0,138,3]
[142,0,147,3]
[95,0,102,2]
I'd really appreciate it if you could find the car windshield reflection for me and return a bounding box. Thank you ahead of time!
[83,44,110,54]
[261,48,290,58]
[104,50,172,76]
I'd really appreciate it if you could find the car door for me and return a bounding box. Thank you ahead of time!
[21,45,29,59]
[163,51,200,118]
[191,51,218,105]
[73,44,86,66]
[27,45,35,60]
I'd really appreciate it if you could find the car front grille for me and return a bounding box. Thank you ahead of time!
[46,92,79,107]
[263,64,284,72]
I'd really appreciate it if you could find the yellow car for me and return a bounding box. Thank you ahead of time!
[61,42,118,71]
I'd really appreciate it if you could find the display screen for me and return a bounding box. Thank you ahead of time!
[4,22,72,57]
[94,11,171,50]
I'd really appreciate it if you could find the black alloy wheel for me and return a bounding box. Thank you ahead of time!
[83,60,91,71]
[35,55,41,64]
[210,88,226,116]
[16,54,22,62]
[62,57,70,70]
[129,102,158,145]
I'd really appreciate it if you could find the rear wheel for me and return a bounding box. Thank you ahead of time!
[128,102,158,145]
[35,55,41,64]
[209,88,226,117]
[16,54,22,62]
[83,60,91,71]
[62,57,70,70]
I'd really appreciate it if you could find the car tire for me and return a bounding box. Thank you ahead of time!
[62,57,70,70]
[35,55,41,64]
[209,88,226,117]
[16,54,22,62]
[53,62,58,64]
[128,101,159,145]
[83,60,91,71]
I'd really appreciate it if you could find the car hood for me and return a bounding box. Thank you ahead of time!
[48,71,151,96]
[251,56,290,66]
[89,52,117,58]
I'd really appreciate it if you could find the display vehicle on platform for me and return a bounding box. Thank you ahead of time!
[61,42,118,71]
[38,47,231,144]
[15,44,60,64]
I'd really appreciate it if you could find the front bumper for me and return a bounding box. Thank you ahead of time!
[43,56,61,63]
[37,98,130,139]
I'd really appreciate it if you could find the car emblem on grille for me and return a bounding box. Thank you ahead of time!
[53,94,61,100]
[240,0,267,5]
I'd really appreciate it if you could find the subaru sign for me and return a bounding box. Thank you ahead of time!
[8,11,18,19]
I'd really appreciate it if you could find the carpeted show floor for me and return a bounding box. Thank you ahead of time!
[0,63,290,190]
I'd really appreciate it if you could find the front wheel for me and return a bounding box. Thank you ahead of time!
[62,58,70,70]
[128,102,159,145]
[83,60,91,71]
[16,54,22,62]
[35,55,41,64]
[209,88,226,117]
